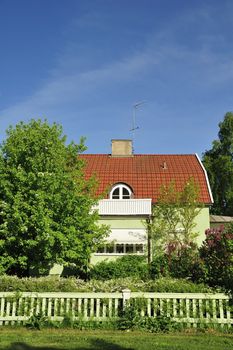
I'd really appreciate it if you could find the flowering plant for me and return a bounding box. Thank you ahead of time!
[200,223,233,291]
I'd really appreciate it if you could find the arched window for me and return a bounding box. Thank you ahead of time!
[110,183,132,199]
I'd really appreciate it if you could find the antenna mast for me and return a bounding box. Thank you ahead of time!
[130,101,146,148]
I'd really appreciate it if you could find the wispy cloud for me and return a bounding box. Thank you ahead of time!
[0,45,159,122]
[1,1,233,129]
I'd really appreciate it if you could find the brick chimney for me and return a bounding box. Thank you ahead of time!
[111,139,133,157]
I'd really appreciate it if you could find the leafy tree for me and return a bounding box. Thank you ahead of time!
[200,223,233,291]
[203,112,233,215]
[0,119,108,276]
[147,178,202,264]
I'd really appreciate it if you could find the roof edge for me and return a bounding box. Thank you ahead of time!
[195,153,214,204]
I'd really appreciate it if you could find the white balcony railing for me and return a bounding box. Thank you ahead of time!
[93,199,152,215]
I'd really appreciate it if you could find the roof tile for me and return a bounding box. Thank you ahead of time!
[80,154,212,204]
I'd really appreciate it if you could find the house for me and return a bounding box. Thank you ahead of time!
[210,215,233,228]
[80,139,213,264]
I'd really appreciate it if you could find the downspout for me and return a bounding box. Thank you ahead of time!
[146,215,153,267]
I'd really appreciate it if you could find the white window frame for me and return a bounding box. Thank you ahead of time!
[95,242,145,255]
[110,183,132,199]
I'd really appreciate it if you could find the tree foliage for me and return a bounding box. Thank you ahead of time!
[203,112,233,215]
[200,223,233,291]
[0,119,107,276]
[148,178,202,258]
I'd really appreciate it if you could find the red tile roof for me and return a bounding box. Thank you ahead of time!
[80,154,213,204]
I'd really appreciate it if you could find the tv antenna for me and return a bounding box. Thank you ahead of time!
[130,100,146,144]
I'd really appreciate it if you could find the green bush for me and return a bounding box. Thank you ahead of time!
[90,255,148,280]
[0,275,87,292]
[168,244,204,281]
[149,244,206,284]
[200,224,233,291]
[117,300,179,332]
[0,275,216,293]
[26,313,49,330]
[149,255,169,279]
[144,277,214,293]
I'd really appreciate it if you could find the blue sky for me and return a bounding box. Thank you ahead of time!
[0,0,233,157]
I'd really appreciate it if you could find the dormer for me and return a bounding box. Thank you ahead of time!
[110,183,133,199]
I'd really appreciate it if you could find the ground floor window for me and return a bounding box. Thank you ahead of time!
[95,242,145,255]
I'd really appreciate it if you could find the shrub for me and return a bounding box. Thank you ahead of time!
[167,243,203,281]
[117,300,178,332]
[90,255,148,280]
[149,254,169,279]
[144,277,214,293]
[200,224,233,291]
[0,275,215,293]
[26,313,49,330]
[0,275,87,292]
[149,243,205,283]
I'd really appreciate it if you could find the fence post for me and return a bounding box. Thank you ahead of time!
[122,289,131,310]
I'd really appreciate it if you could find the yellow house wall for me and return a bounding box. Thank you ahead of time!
[99,216,146,229]
[90,216,146,265]
[194,207,210,245]
[91,207,210,265]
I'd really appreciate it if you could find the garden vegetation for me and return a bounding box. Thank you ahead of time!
[0,120,108,277]
[0,118,232,338]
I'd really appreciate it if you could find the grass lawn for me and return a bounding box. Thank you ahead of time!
[0,329,233,350]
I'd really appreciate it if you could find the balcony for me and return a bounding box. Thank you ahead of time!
[93,199,152,216]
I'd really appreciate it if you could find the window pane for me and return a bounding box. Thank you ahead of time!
[135,244,144,253]
[112,188,120,199]
[116,243,124,253]
[126,244,134,254]
[96,245,105,253]
[122,187,130,199]
[122,194,130,199]
[106,244,114,253]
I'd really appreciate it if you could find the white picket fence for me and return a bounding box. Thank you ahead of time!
[0,290,232,327]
